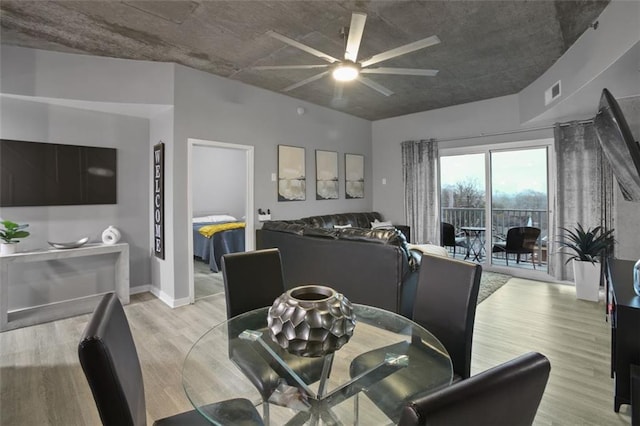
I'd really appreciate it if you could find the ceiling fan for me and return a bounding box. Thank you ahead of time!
[252,12,441,97]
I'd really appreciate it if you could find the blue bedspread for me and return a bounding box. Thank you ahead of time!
[193,222,245,272]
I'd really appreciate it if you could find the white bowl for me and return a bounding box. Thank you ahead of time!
[48,237,90,249]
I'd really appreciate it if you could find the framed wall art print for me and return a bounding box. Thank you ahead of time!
[278,145,306,201]
[315,150,339,200]
[345,153,364,199]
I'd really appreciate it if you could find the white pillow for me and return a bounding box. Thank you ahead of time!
[371,220,393,229]
[407,243,449,257]
[192,216,213,223]
[208,214,237,223]
[334,224,352,229]
[193,214,237,223]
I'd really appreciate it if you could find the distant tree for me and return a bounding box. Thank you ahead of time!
[514,189,547,210]
[452,178,485,208]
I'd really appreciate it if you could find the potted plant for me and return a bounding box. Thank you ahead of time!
[0,220,30,255]
[558,224,614,302]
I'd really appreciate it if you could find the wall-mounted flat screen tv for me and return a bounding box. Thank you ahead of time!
[0,139,117,207]
[593,88,640,202]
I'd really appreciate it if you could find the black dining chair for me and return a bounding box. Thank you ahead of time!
[221,248,326,423]
[349,254,482,422]
[440,222,468,257]
[78,292,263,426]
[398,351,551,426]
[492,226,541,269]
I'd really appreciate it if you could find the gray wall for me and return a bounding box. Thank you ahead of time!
[0,96,151,298]
[191,146,246,219]
[0,46,372,306]
[371,94,554,225]
[371,0,640,261]
[171,64,372,301]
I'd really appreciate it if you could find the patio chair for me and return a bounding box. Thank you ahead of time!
[492,226,541,269]
[441,222,468,258]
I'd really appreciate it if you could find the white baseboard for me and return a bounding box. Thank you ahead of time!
[130,284,151,295]
[148,286,191,308]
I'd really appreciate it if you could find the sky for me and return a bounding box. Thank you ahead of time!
[440,148,548,194]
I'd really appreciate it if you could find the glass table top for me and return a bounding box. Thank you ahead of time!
[182,304,452,425]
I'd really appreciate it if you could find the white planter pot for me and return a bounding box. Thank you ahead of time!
[0,243,17,256]
[573,260,601,302]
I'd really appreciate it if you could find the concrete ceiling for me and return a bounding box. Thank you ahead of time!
[0,1,609,121]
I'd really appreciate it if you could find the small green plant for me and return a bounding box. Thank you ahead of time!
[558,224,614,264]
[0,220,30,244]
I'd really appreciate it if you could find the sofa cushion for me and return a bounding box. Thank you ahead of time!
[301,212,383,229]
[303,227,339,239]
[261,221,306,235]
[338,227,400,244]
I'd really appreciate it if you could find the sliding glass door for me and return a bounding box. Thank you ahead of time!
[440,141,551,274]
[490,148,548,272]
[440,154,486,262]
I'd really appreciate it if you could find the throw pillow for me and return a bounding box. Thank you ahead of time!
[371,220,393,229]
[407,243,449,257]
[333,224,352,229]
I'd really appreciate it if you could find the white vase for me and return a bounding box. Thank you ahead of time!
[101,226,121,245]
[573,260,601,302]
[0,243,17,255]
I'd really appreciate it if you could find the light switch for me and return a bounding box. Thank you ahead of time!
[271,173,277,182]
[382,178,387,185]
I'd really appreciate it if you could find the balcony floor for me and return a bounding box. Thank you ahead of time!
[447,248,548,272]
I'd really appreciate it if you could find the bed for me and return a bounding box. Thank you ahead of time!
[192,214,246,272]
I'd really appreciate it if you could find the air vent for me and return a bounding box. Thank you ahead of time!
[545,81,561,105]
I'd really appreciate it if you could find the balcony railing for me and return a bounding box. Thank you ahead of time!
[442,208,547,239]
[442,207,548,268]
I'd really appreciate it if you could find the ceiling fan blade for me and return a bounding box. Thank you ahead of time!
[252,64,329,70]
[358,77,394,96]
[361,67,439,76]
[267,31,339,64]
[359,35,441,68]
[344,12,367,62]
[283,71,330,92]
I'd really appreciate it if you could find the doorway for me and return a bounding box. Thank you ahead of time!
[187,138,254,303]
[439,139,553,279]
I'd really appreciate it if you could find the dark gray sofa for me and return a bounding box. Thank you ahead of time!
[256,212,418,316]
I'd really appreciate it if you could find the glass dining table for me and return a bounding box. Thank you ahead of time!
[182,304,452,425]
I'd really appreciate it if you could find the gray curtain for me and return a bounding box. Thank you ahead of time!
[401,139,439,244]
[550,121,615,281]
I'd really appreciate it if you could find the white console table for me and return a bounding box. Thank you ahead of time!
[0,243,129,332]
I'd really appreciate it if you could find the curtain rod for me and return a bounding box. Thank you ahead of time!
[435,118,594,143]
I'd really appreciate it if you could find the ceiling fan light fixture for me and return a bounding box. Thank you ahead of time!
[332,63,360,82]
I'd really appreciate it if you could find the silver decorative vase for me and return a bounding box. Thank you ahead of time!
[267,285,356,357]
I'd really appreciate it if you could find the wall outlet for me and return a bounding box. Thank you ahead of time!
[258,213,271,222]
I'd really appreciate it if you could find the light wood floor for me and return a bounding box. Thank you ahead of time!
[0,279,632,425]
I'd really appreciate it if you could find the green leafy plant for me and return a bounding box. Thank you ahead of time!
[0,220,30,244]
[558,224,614,264]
